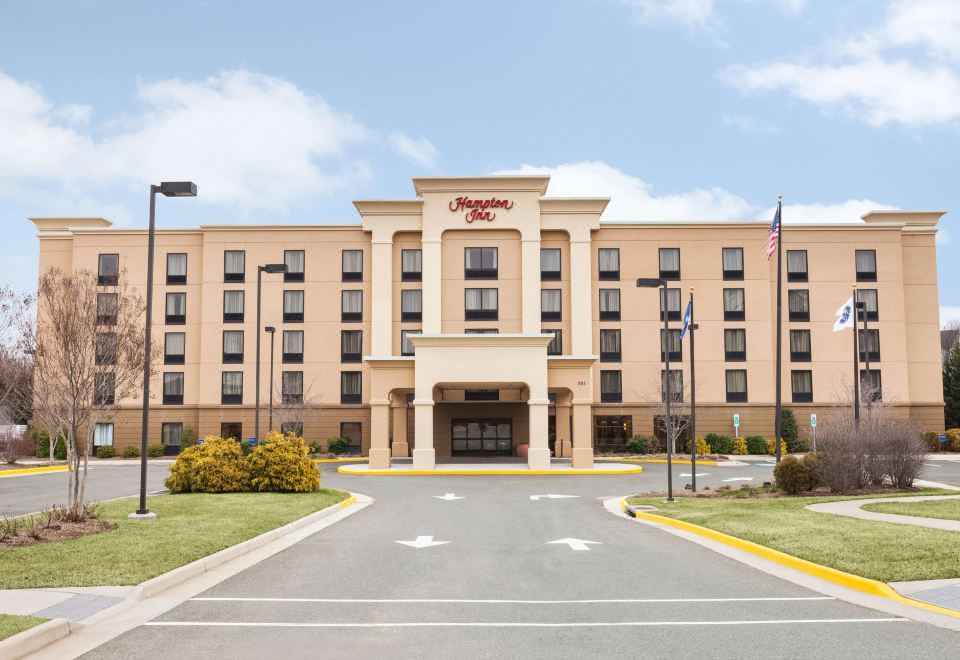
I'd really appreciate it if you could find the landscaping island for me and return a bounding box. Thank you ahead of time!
[0,614,47,641]
[863,498,960,522]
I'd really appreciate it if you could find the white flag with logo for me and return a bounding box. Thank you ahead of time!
[833,297,854,332]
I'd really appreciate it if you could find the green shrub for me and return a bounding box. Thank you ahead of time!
[239,440,253,456]
[947,428,960,452]
[780,409,799,452]
[774,454,811,494]
[96,445,116,459]
[122,445,140,458]
[745,435,767,454]
[626,435,649,454]
[705,433,733,455]
[803,452,823,489]
[180,425,196,454]
[29,426,49,457]
[732,437,748,455]
[686,436,711,456]
[165,436,248,494]
[147,444,165,458]
[53,436,66,460]
[327,436,349,455]
[246,432,320,493]
[923,431,940,452]
[308,441,323,455]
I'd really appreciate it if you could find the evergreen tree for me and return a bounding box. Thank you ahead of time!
[944,344,960,429]
[780,408,800,452]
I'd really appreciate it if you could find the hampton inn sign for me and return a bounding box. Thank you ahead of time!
[449,196,514,222]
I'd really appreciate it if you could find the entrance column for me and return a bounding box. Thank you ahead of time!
[412,397,436,469]
[528,397,551,469]
[369,399,391,469]
[391,395,409,457]
[571,401,593,468]
[555,402,572,458]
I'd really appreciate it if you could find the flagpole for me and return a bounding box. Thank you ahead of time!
[774,196,783,463]
[853,284,861,424]
[689,288,697,493]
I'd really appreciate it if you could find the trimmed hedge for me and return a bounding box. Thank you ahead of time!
[96,445,116,459]
[731,437,747,455]
[745,435,767,455]
[626,435,650,454]
[704,433,733,455]
[774,454,811,494]
[147,444,165,458]
[686,436,710,456]
[247,432,320,493]
[123,445,140,458]
[326,437,349,455]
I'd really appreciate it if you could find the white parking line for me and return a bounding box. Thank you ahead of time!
[146,618,909,628]
[190,596,835,604]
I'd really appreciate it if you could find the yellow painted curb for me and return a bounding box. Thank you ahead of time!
[602,458,719,466]
[338,465,643,476]
[313,457,369,463]
[337,494,357,508]
[0,465,68,477]
[620,498,960,621]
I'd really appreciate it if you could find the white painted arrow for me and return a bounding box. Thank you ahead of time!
[548,538,602,551]
[679,473,710,477]
[530,494,580,501]
[722,477,754,482]
[433,493,464,501]
[395,536,450,549]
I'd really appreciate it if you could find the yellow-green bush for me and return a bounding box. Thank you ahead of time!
[766,438,777,455]
[246,432,320,493]
[686,436,711,456]
[947,428,960,452]
[165,436,248,494]
[731,437,747,455]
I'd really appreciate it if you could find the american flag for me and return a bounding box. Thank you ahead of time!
[766,200,781,260]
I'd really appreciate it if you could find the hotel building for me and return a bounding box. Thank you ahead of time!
[30,175,945,469]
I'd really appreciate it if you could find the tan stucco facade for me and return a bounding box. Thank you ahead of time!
[29,176,946,468]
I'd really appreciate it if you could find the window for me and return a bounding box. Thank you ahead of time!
[283,330,304,363]
[166,253,187,284]
[221,372,243,405]
[401,330,420,356]
[600,329,621,362]
[722,248,744,280]
[94,373,115,405]
[284,290,305,322]
[340,290,361,322]
[860,369,882,401]
[282,371,303,404]
[164,332,185,364]
[98,253,119,286]
[856,249,877,281]
[95,333,117,366]
[465,389,499,401]
[284,250,305,282]
[541,289,561,321]
[280,421,303,437]
[465,247,498,279]
[593,415,632,453]
[465,288,498,320]
[340,422,363,454]
[661,370,683,403]
[859,329,881,362]
[788,290,810,322]
[452,419,511,454]
[723,288,745,321]
[340,330,362,362]
[790,329,811,362]
[93,423,114,448]
[96,293,117,324]
[342,250,363,281]
[724,329,746,361]
[220,422,242,441]
[465,328,498,334]
[163,372,184,405]
[659,248,680,280]
[856,289,879,322]
[600,370,622,403]
[222,330,244,364]
[599,289,620,321]
[162,423,183,449]
[661,329,682,362]
[341,371,362,404]
[725,369,748,402]
[223,290,244,323]
[791,370,813,403]
[541,248,561,280]
[787,250,808,282]
[401,290,422,322]
[401,249,422,281]
[165,292,186,324]
[660,288,681,321]
[543,329,562,355]
[224,250,245,282]
[598,248,620,280]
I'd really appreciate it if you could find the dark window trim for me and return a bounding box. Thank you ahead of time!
[221,393,243,405]
[98,254,119,286]
[465,389,499,401]
[464,247,498,280]
[541,270,561,281]
[600,351,621,363]
[659,248,681,281]
[284,271,305,283]
[166,275,187,285]
[600,391,623,403]
[283,352,304,364]
[223,312,244,323]
[599,310,621,321]
[341,393,362,404]
[402,272,422,282]
[163,394,184,405]
[789,311,810,322]
[791,351,812,362]
[541,311,562,322]
[722,269,744,281]
[164,353,185,365]
[726,391,748,403]
[341,250,363,282]
[791,391,813,403]
[401,249,422,281]
[165,314,186,325]
[402,311,422,322]
[223,250,245,283]
[341,351,362,363]
[285,312,305,323]
[660,310,682,321]
[599,270,620,281]
[724,311,745,322]
[222,352,244,364]
[725,351,747,362]
[284,250,305,282]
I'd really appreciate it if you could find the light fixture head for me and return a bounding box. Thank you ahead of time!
[261,263,288,274]
[636,278,664,288]
[264,326,276,333]
[158,181,198,197]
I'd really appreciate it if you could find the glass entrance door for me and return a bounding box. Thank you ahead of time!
[452,419,512,456]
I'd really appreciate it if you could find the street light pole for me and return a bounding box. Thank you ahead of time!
[255,264,287,443]
[132,181,196,520]
[265,326,276,433]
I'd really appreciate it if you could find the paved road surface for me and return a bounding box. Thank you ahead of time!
[81,462,957,659]
[921,458,960,487]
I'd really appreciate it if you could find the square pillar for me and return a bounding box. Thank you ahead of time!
[528,398,551,469]
[572,401,593,468]
[555,403,572,458]
[412,398,436,469]
[369,400,391,469]
[391,399,409,457]
[569,239,593,356]
[370,240,394,356]
[521,239,541,334]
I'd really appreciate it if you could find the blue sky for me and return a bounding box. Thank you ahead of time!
[1,1,957,323]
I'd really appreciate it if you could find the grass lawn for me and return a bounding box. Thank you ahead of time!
[0,490,348,589]
[627,489,960,583]
[863,498,960,522]
[0,614,47,641]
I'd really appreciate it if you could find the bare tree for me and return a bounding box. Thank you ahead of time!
[635,370,692,453]
[271,377,322,438]
[30,268,157,519]
[0,284,34,425]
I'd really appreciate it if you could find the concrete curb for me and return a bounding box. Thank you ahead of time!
[806,494,960,532]
[0,493,357,658]
[615,497,960,630]
[600,457,719,466]
[338,465,643,476]
[313,457,369,463]
[0,466,68,478]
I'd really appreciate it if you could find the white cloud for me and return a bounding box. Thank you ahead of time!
[720,113,780,133]
[937,228,951,245]
[388,132,438,169]
[765,199,898,223]
[618,0,719,33]
[941,306,960,328]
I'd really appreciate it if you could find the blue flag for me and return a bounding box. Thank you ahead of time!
[679,300,692,340]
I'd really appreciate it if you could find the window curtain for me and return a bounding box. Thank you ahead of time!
[224,291,244,314]
[402,290,422,313]
[99,254,118,277]
[165,332,185,356]
[659,248,680,271]
[855,250,876,272]
[856,289,878,313]
[163,372,184,395]
[341,372,361,395]
[541,249,560,272]
[284,250,305,274]
[401,330,419,354]
[222,372,243,395]
[790,330,811,353]
[465,288,482,310]
[402,249,422,273]
[787,250,807,274]
[600,371,621,394]
[93,423,113,446]
[541,290,561,313]
[223,331,243,354]
[161,423,182,446]
[599,289,620,312]
[96,333,116,359]
[166,293,186,316]
[792,370,812,394]
[224,251,245,274]
[724,329,746,352]
[788,290,809,313]
[282,372,303,397]
[726,370,747,393]
[599,248,619,271]
[286,290,305,314]
[284,331,304,354]
[341,330,361,354]
[481,288,497,309]
[465,248,482,270]
[661,288,681,312]
[340,291,360,314]
[97,293,117,317]
[342,250,362,273]
[167,253,187,276]
[860,329,880,352]
[600,329,621,353]
[722,248,743,271]
[662,329,681,352]
[95,373,115,398]
[723,288,744,312]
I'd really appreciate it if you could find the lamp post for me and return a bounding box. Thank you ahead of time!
[265,326,276,433]
[637,277,674,502]
[255,264,287,443]
[132,181,197,520]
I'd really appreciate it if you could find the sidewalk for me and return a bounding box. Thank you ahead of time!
[0,587,134,622]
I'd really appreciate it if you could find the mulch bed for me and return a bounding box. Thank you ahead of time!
[0,519,117,549]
